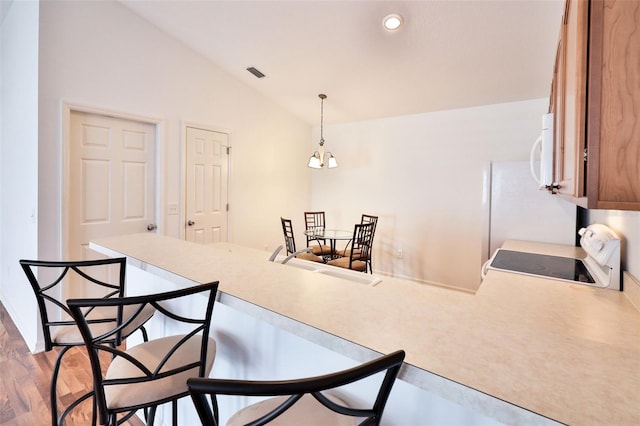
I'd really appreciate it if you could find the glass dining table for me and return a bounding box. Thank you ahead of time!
[304,228,353,260]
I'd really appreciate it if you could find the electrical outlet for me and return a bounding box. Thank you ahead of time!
[168,204,178,215]
[396,249,403,259]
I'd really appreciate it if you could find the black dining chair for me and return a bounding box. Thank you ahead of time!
[304,211,332,256]
[187,349,405,426]
[281,217,324,263]
[67,281,219,426]
[357,214,378,273]
[327,222,375,273]
[333,215,378,272]
[20,257,155,426]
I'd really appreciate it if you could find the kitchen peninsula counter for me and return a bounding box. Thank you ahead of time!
[90,234,640,426]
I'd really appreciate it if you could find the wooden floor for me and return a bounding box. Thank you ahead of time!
[0,302,144,426]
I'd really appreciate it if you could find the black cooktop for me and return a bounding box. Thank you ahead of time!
[490,249,596,283]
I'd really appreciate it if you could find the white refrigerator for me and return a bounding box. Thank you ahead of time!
[481,161,577,261]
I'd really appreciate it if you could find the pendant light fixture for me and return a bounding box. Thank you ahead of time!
[308,94,338,169]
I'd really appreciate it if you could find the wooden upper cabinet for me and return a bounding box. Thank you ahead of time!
[551,0,640,211]
[554,0,588,200]
[587,0,640,210]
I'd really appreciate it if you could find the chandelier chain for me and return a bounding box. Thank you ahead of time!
[319,94,326,145]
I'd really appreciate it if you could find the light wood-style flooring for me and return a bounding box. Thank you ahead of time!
[0,302,144,426]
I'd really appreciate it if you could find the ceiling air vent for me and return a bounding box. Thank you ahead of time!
[246,67,265,78]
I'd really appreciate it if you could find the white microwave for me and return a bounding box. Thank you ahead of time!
[529,113,554,190]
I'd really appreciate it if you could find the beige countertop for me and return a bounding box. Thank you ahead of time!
[91,234,640,426]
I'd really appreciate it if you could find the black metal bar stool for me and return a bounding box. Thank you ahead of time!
[20,257,155,426]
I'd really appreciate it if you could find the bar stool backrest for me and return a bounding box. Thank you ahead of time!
[188,349,405,426]
[20,257,128,351]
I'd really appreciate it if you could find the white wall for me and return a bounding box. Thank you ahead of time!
[37,0,311,256]
[312,99,549,292]
[0,0,41,351]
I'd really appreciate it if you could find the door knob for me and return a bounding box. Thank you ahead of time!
[147,224,157,231]
[187,220,195,226]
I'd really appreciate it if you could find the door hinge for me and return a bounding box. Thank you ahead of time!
[583,147,588,162]
[226,146,231,155]
[226,203,229,212]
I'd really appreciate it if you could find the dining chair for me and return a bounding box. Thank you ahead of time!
[327,222,375,273]
[67,281,219,426]
[333,215,378,272]
[281,217,324,263]
[187,349,405,426]
[303,211,332,256]
[20,257,156,426]
[357,214,378,272]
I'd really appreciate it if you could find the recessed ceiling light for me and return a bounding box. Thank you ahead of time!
[383,14,403,31]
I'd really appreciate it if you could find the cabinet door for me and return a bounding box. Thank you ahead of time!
[556,0,589,199]
[550,25,563,188]
[586,0,640,210]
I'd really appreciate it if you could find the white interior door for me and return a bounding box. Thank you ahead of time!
[68,110,157,269]
[185,126,229,244]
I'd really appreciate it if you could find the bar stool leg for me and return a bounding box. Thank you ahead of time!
[50,346,72,426]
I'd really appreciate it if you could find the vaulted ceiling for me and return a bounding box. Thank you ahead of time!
[120,0,565,125]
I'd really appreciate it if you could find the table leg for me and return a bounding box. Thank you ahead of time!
[322,238,337,263]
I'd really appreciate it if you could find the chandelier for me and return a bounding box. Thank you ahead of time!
[308,94,337,169]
